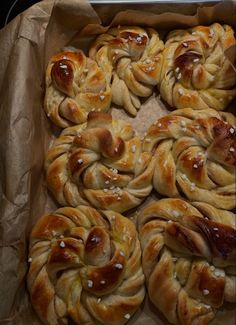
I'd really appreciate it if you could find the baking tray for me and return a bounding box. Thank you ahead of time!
[0,0,235,325]
[90,0,221,3]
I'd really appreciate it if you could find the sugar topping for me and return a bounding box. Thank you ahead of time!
[60,241,66,248]
[87,280,93,288]
[144,58,151,64]
[190,183,196,192]
[214,269,224,278]
[110,168,118,174]
[177,73,182,80]
[136,36,143,43]
[209,30,214,38]
[131,145,136,153]
[181,174,188,180]
[173,210,180,218]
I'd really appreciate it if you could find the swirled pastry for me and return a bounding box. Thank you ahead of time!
[138,198,236,325]
[44,50,112,128]
[160,23,236,110]
[46,112,155,212]
[27,205,145,325]
[89,26,164,116]
[143,108,236,210]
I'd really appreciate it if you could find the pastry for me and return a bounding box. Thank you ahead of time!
[44,50,112,128]
[138,198,236,325]
[45,111,155,212]
[143,108,236,210]
[89,26,164,116]
[27,205,145,325]
[159,23,236,110]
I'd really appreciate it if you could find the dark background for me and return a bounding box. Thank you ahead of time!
[0,0,41,29]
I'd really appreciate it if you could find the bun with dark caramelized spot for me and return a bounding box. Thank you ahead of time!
[138,198,236,325]
[44,50,112,128]
[143,108,236,210]
[27,205,145,325]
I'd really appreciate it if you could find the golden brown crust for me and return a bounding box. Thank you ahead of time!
[138,198,236,325]
[143,108,236,210]
[89,26,164,116]
[160,23,236,111]
[45,112,155,212]
[44,51,112,128]
[27,206,145,325]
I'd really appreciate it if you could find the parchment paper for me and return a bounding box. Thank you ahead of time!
[0,0,235,324]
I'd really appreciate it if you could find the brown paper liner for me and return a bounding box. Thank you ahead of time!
[0,0,235,324]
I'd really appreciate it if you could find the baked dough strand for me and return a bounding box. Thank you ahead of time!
[138,198,236,325]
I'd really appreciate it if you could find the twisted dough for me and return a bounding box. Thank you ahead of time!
[89,26,164,116]
[44,51,112,128]
[46,112,155,212]
[27,205,145,325]
[160,23,236,110]
[138,198,236,325]
[143,108,236,210]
